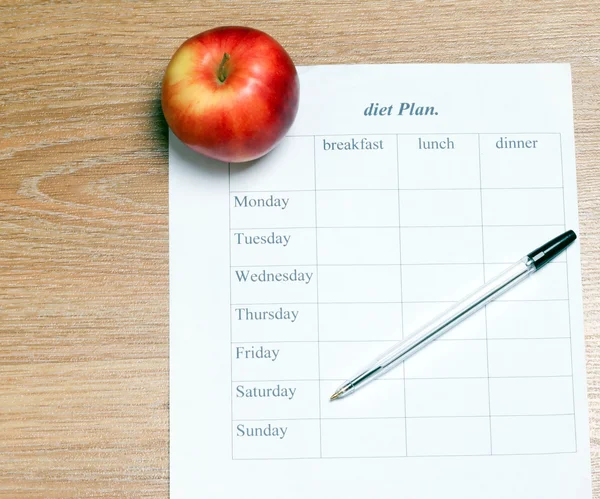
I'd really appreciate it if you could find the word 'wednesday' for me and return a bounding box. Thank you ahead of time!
[234,269,313,284]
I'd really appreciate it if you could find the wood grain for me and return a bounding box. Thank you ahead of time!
[1,1,598,497]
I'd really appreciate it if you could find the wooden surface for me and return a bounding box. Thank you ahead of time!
[1,1,599,496]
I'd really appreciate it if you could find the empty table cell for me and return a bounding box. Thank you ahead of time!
[402,264,484,302]
[406,417,491,456]
[487,338,572,378]
[491,415,575,455]
[405,378,490,417]
[319,341,400,380]
[321,418,407,458]
[230,136,315,192]
[401,226,483,264]
[483,225,567,264]
[318,265,402,303]
[485,301,570,339]
[403,302,487,340]
[487,262,568,301]
[319,303,403,342]
[489,377,574,416]
[316,190,400,227]
[404,339,489,379]
[482,189,564,226]
[320,379,405,419]
[317,227,400,265]
[400,190,482,227]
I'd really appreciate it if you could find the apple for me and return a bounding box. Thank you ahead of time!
[161,26,300,163]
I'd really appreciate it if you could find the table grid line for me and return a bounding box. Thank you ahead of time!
[313,136,323,457]
[559,133,578,452]
[285,132,562,138]
[229,162,234,461]
[229,262,568,268]
[232,414,576,422]
[232,375,575,382]
[230,224,567,230]
[231,298,569,305]
[478,132,494,454]
[232,451,578,461]
[230,186,565,193]
[229,132,576,460]
[396,130,409,456]
[230,337,573,343]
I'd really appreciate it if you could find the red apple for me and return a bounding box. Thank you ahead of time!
[161,26,300,163]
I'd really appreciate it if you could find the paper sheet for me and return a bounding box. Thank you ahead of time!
[169,64,591,498]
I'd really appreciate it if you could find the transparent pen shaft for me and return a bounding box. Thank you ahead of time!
[350,257,536,389]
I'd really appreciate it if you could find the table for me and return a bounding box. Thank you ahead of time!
[1,1,599,496]
[229,132,577,461]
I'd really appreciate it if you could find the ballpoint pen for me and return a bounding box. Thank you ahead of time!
[330,230,577,401]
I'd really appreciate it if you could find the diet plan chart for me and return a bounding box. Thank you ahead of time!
[169,64,592,499]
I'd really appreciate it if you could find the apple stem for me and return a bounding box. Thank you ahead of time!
[217,53,230,83]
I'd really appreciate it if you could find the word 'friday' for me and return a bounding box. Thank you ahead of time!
[235,345,280,361]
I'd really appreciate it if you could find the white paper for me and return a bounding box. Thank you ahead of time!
[169,64,591,498]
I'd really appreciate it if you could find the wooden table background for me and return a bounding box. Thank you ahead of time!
[1,1,599,497]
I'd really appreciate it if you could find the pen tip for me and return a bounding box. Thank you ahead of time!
[330,389,345,401]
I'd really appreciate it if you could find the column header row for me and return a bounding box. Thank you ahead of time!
[230,134,563,192]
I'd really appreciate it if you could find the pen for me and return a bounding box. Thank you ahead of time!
[330,230,577,401]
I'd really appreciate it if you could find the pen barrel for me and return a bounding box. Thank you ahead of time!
[374,257,536,376]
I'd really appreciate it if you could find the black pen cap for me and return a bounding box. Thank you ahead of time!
[527,230,577,270]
